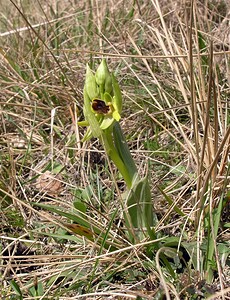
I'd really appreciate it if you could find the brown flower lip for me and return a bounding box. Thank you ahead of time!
[91,99,112,114]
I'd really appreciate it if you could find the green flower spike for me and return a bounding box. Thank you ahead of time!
[79,59,122,140]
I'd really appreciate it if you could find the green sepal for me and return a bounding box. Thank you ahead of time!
[83,86,102,138]
[104,92,113,104]
[111,73,122,115]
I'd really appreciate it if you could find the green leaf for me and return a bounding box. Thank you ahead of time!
[204,191,225,283]
[126,176,155,234]
[36,230,83,243]
[29,280,44,297]
[32,203,121,249]
[9,280,23,299]
[33,202,90,228]
[73,200,87,214]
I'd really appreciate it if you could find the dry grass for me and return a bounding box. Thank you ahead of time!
[0,0,229,299]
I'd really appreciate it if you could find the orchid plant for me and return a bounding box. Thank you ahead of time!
[79,59,157,241]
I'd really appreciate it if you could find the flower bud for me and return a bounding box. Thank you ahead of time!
[95,59,113,94]
[84,64,99,100]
